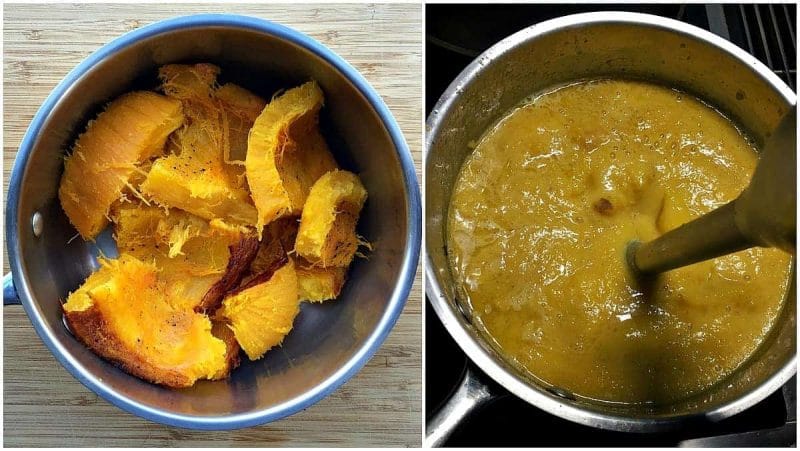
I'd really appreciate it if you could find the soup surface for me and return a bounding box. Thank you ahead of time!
[447,79,792,404]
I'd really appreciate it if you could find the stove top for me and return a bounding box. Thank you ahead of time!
[425,4,797,447]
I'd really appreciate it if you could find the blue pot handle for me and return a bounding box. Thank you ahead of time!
[4,273,20,305]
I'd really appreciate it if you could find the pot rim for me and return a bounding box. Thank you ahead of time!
[6,13,421,430]
[425,11,796,432]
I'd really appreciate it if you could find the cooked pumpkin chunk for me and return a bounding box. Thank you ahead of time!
[246,81,339,234]
[141,152,258,225]
[219,260,299,360]
[217,83,267,165]
[113,203,209,258]
[63,255,229,387]
[142,67,258,225]
[113,203,242,262]
[217,83,268,118]
[123,158,154,198]
[295,170,367,267]
[112,203,256,311]
[58,91,184,239]
[160,69,260,192]
[296,260,347,302]
[159,63,220,109]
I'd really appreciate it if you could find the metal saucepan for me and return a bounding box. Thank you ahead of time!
[425,12,796,445]
[4,14,420,429]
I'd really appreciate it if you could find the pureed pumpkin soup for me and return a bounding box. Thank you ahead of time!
[446,79,792,404]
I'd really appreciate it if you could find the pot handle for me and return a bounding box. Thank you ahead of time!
[425,364,497,447]
[4,273,21,305]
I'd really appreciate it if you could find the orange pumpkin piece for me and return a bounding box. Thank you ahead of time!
[141,150,258,225]
[295,170,367,267]
[112,203,257,311]
[63,255,230,387]
[217,83,267,118]
[141,65,258,226]
[58,91,184,239]
[296,261,347,302]
[217,83,267,165]
[219,260,300,360]
[159,63,220,111]
[246,81,339,235]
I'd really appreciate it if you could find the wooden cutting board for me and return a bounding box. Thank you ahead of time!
[3,3,422,447]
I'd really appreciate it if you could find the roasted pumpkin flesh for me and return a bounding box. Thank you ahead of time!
[112,203,252,310]
[217,83,268,165]
[141,64,258,225]
[220,260,300,360]
[295,170,368,267]
[297,263,347,302]
[246,81,338,234]
[63,255,229,387]
[59,64,368,388]
[58,91,184,239]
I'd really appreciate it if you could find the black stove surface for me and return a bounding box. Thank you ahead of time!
[425,3,797,447]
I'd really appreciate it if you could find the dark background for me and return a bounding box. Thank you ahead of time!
[425,3,796,447]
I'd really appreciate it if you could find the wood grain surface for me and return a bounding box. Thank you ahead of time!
[3,3,422,447]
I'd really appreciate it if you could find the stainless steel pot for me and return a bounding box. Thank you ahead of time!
[425,12,796,445]
[4,14,421,429]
